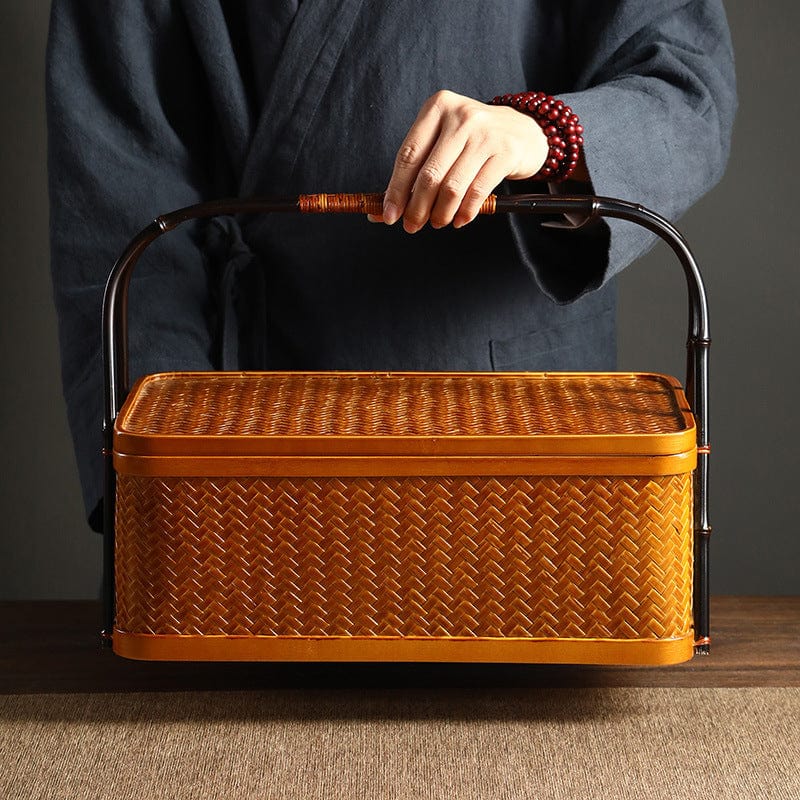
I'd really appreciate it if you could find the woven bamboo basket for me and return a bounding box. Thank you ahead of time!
[102,193,712,665]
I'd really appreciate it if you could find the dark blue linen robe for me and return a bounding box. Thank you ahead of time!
[46,1,737,530]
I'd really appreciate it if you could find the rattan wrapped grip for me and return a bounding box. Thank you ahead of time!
[298,192,496,215]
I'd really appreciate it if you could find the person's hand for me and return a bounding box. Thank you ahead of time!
[372,90,549,233]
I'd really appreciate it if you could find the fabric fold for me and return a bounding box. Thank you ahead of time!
[205,217,267,370]
[239,0,366,195]
[45,1,737,530]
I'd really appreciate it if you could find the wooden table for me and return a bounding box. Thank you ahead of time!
[1,597,797,693]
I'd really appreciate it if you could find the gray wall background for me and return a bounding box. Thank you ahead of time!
[1,3,797,600]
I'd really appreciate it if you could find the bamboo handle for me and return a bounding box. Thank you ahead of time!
[298,192,497,215]
[101,192,710,653]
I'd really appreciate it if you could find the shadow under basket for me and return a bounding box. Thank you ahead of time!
[102,193,711,665]
[112,370,696,665]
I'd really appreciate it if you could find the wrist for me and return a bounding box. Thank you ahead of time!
[490,92,584,182]
[495,106,550,180]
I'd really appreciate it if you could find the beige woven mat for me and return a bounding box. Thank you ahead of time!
[1,688,798,799]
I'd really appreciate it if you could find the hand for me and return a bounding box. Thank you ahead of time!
[373,90,549,233]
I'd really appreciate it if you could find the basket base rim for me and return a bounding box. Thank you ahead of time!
[112,630,694,666]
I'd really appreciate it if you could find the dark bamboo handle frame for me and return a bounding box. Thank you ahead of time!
[101,193,711,656]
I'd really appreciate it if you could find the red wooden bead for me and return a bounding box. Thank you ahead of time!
[489,90,582,181]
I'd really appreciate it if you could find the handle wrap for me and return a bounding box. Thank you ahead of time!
[298,192,497,216]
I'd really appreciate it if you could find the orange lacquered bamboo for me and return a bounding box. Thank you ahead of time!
[115,372,696,458]
[113,370,695,664]
[113,631,694,665]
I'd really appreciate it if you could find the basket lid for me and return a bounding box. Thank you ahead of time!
[113,371,695,477]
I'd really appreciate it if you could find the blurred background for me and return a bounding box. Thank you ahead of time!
[1,3,797,599]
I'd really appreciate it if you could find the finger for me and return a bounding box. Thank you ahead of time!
[383,94,448,225]
[428,141,491,229]
[452,155,508,229]
[401,126,470,233]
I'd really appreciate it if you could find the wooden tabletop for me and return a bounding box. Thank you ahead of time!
[1,596,797,693]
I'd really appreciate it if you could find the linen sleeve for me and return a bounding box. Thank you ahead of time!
[47,3,220,530]
[510,0,737,303]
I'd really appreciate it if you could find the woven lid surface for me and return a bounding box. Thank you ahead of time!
[114,372,695,461]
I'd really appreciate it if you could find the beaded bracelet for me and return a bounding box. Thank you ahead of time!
[490,91,583,181]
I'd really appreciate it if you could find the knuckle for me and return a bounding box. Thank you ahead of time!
[396,142,423,168]
[457,103,479,121]
[456,103,487,128]
[426,89,455,114]
[463,185,487,208]
[440,179,462,199]
[416,165,441,190]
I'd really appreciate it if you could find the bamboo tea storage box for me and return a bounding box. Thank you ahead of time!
[112,370,696,664]
[102,193,712,665]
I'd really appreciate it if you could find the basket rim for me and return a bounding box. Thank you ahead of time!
[114,370,697,463]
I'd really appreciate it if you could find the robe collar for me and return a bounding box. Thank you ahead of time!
[239,0,366,195]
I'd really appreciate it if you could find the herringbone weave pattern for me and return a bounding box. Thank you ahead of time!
[116,474,692,640]
[121,373,688,438]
